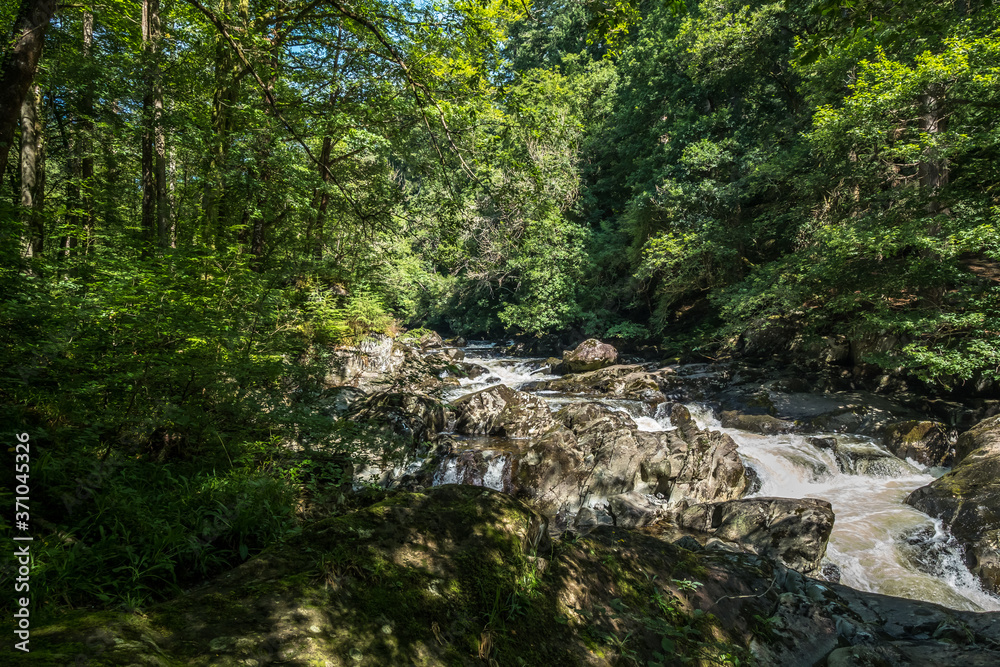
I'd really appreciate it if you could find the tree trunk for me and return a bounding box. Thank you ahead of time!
[311,134,333,260]
[0,0,57,183]
[141,0,167,249]
[19,84,44,257]
[918,83,949,218]
[81,11,95,253]
[202,11,240,247]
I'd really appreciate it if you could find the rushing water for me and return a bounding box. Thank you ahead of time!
[442,342,1000,612]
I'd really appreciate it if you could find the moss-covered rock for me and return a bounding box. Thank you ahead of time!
[19,486,1000,667]
[907,415,1000,593]
[883,420,954,467]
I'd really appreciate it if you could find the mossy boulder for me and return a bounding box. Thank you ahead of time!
[21,486,1000,667]
[906,415,1000,593]
[883,420,954,467]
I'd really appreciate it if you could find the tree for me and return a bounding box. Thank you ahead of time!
[0,0,57,183]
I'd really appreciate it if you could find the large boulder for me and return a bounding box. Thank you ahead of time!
[906,414,1000,593]
[559,338,618,373]
[674,497,835,577]
[516,402,748,533]
[525,363,670,402]
[452,384,555,438]
[883,420,954,467]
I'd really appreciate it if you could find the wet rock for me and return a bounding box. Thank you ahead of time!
[455,361,489,379]
[675,497,835,577]
[720,410,796,434]
[834,441,916,477]
[808,436,838,451]
[452,384,555,438]
[444,336,466,347]
[883,420,954,467]
[559,338,619,373]
[906,415,1000,593]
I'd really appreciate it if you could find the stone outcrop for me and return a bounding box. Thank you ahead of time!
[525,363,670,402]
[452,384,555,438]
[906,414,1000,593]
[349,391,447,446]
[673,497,835,577]
[516,402,748,533]
[558,338,618,373]
[883,420,954,467]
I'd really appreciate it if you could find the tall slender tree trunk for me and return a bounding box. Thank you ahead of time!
[141,0,167,249]
[19,84,44,257]
[919,83,949,220]
[308,26,343,261]
[0,0,57,183]
[312,135,333,260]
[203,7,240,248]
[81,10,95,253]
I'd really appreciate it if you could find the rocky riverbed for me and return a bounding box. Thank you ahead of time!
[25,334,1000,666]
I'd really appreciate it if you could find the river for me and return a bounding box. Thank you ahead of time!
[438,342,1000,613]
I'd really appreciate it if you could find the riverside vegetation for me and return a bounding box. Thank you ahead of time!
[2,0,1000,664]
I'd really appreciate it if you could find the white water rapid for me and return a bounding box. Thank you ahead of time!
[444,343,1000,613]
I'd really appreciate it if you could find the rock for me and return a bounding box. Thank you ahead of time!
[675,497,835,577]
[883,420,954,467]
[456,361,489,379]
[666,428,749,506]
[906,416,1000,593]
[607,491,670,528]
[955,413,1000,463]
[452,384,555,438]
[321,385,367,415]
[349,391,447,446]
[513,402,747,533]
[720,410,796,434]
[326,334,403,386]
[416,330,444,349]
[445,336,466,347]
[428,346,465,361]
[808,436,838,451]
[834,440,916,477]
[526,363,669,402]
[560,338,619,373]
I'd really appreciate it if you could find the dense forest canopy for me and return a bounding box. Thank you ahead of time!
[2,0,1000,616]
